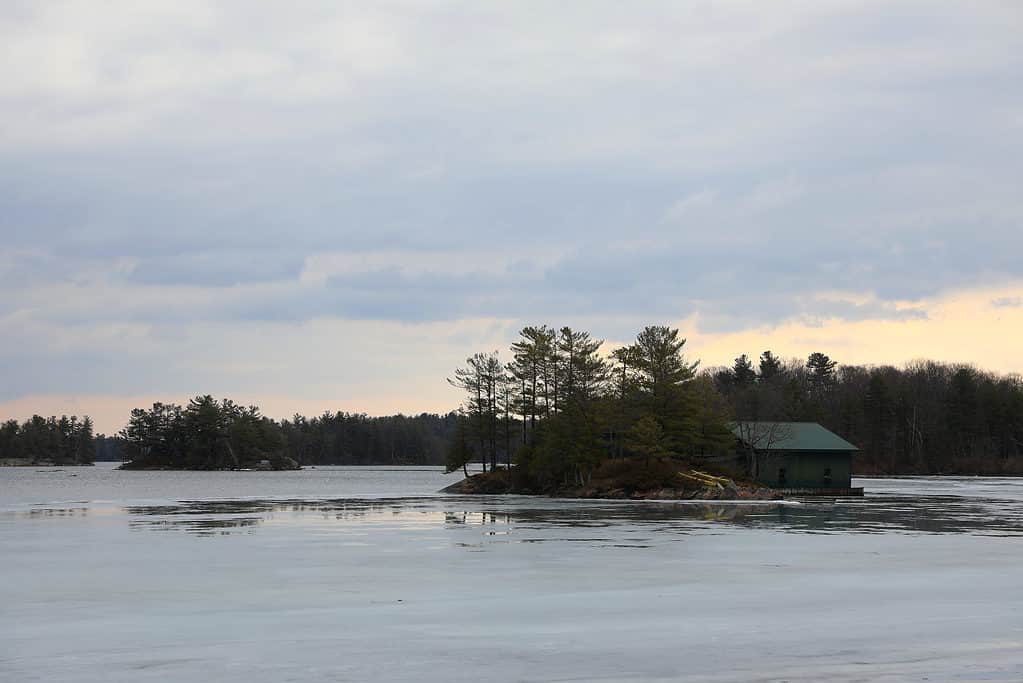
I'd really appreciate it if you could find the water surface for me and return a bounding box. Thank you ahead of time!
[2,465,1021,681]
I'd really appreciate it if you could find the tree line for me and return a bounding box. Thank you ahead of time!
[117,395,457,469]
[0,415,96,465]
[8,340,1021,476]
[280,411,457,466]
[711,352,1023,475]
[94,434,126,461]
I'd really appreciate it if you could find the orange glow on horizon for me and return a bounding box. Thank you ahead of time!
[3,281,1021,434]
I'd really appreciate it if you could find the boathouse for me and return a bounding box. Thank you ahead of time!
[731,422,861,494]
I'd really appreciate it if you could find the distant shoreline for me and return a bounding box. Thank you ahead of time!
[1,459,94,467]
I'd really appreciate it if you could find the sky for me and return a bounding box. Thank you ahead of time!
[2,1,1022,433]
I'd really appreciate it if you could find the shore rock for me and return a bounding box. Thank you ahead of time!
[442,466,782,501]
[441,471,514,494]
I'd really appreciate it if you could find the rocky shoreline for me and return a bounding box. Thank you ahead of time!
[441,464,782,501]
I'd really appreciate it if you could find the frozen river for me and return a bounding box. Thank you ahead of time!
[3,464,1022,682]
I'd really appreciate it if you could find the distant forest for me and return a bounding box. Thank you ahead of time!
[4,330,1022,475]
[0,415,96,465]
[446,325,1023,482]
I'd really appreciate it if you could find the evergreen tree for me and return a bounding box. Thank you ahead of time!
[806,352,838,391]
[0,420,20,459]
[448,352,502,472]
[633,326,699,391]
[758,351,783,381]
[732,354,757,386]
[689,376,737,457]
[626,416,669,465]
[631,325,700,454]
[508,327,553,433]
[609,345,641,401]
[76,416,96,465]
[183,395,234,469]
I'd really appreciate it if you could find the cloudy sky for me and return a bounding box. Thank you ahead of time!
[3,1,1022,432]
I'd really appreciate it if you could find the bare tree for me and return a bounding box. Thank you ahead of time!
[734,421,793,480]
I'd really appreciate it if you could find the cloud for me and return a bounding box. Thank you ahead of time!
[126,250,306,287]
[1,1,1022,413]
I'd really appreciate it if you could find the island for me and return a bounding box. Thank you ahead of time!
[117,396,300,470]
[0,415,96,466]
[114,396,459,470]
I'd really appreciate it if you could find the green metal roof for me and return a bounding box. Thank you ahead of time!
[730,422,859,452]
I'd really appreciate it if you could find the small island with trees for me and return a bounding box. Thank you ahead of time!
[442,324,772,499]
[0,415,97,466]
[114,395,458,470]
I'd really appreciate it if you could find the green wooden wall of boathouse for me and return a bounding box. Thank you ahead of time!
[753,451,852,489]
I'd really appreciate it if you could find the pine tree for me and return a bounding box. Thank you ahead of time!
[806,352,838,399]
[448,352,503,471]
[631,326,700,454]
[184,395,233,469]
[77,416,96,465]
[626,416,669,465]
[732,354,757,386]
[609,345,641,401]
[689,376,736,457]
[509,326,554,434]
[758,351,783,381]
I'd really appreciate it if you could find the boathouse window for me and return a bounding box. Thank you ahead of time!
[778,468,786,486]
[823,468,832,486]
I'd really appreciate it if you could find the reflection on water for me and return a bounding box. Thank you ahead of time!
[110,489,1023,538]
[20,507,91,518]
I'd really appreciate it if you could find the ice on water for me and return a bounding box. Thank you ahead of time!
[2,465,1022,682]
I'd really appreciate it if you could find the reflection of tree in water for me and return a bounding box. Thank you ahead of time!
[483,503,772,529]
[125,498,440,535]
[473,496,1023,536]
[130,516,263,535]
[127,497,429,517]
[120,493,1023,537]
[19,507,90,518]
[444,511,511,526]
